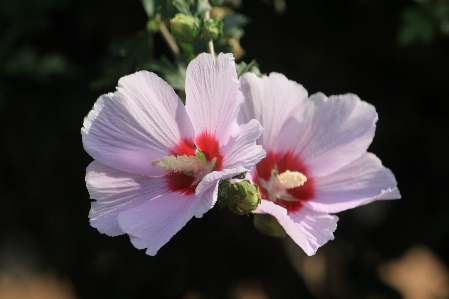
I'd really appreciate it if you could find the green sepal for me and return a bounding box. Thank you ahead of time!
[253,213,286,238]
[232,172,247,179]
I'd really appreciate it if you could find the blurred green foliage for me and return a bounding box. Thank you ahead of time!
[398,0,449,46]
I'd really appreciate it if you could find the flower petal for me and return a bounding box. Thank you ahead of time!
[255,201,337,256]
[293,93,377,177]
[185,53,242,145]
[195,166,248,197]
[221,119,265,170]
[86,161,169,236]
[239,72,308,151]
[255,201,314,255]
[117,186,216,256]
[288,207,338,254]
[304,152,400,213]
[82,71,194,176]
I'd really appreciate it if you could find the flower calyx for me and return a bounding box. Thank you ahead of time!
[218,179,261,216]
[253,213,286,238]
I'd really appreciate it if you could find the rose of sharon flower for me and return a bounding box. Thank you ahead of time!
[82,53,265,255]
[239,72,400,256]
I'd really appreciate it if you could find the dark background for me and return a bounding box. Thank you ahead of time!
[1,0,448,298]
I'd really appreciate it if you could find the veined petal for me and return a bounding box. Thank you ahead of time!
[86,161,169,236]
[293,93,377,177]
[288,207,338,254]
[255,201,314,255]
[255,201,338,256]
[185,53,242,145]
[221,119,265,170]
[195,166,248,196]
[304,152,400,214]
[117,188,212,256]
[239,73,308,151]
[82,71,194,176]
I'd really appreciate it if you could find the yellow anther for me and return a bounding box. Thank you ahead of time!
[152,155,205,173]
[274,170,307,190]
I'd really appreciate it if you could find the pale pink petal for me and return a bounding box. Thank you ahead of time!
[195,166,248,197]
[255,201,337,256]
[255,201,314,255]
[288,207,338,254]
[221,119,265,170]
[117,188,214,256]
[82,71,194,176]
[304,152,400,214]
[86,161,169,236]
[185,53,242,145]
[239,72,308,151]
[293,93,377,177]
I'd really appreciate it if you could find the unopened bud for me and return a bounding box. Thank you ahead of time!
[253,213,286,238]
[226,180,261,216]
[201,18,223,41]
[170,13,200,42]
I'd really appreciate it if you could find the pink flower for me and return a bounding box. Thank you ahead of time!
[239,73,400,256]
[82,53,265,255]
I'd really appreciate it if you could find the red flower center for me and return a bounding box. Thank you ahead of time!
[253,151,315,212]
[166,133,223,195]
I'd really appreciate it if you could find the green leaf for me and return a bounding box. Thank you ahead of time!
[141,0,162,18]
[236,60,263,77]
[223,13,249,38]
[194,0,211,18]
[144,56,186,90]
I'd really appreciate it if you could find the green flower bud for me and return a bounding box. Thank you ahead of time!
[226,180,261,216]
[201,18,223,41]
[146,19,160,33]
[170,13,200,43]
[253,213,286,238]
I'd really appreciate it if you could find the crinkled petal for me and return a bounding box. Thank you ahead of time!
[239,72,308,151]
[255,201,338,256]
[117,186,215,256]
[288,207,338,255]
[293,93,377,177]
[304,152,400,214]
[195,166,248,197]
[185,53,242,145]
[82,71,194,176]
[255,201,314,255]
[86,161,169,236]
[221,119,265,170]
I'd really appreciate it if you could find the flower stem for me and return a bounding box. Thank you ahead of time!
[204,0,216,62]
[156,13,183,63]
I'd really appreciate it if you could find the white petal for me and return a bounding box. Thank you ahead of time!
[288,208,338,254]
[221,119,265,170]
[293,93,377,177]
[86,161,169,236]
[82,71,194,176]
[117,188,213,256]
[239,72,308,151]
[255,201,338,256]
[185,53,242,145]
[255,201,314,255]
[304,152,400,213]
[195,166,248,196]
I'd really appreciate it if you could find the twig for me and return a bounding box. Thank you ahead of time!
[204,0,216,62]
[156,13,183,63]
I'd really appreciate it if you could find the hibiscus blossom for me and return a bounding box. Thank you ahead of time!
[239,72,400,256]
[82,53,265,255]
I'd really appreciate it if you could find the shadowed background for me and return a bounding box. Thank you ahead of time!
[1,0,449,298]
